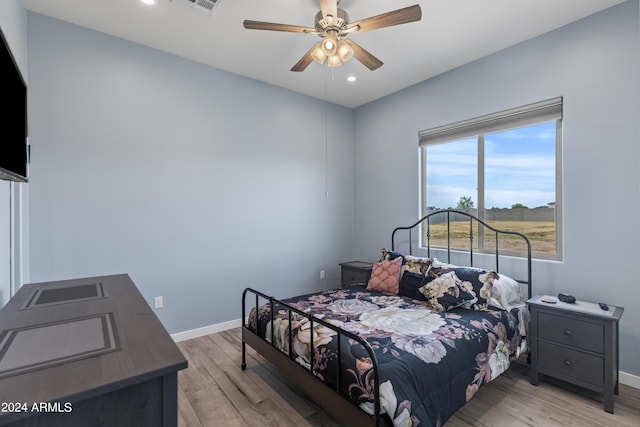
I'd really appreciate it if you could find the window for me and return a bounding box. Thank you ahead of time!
[419,98,562,260]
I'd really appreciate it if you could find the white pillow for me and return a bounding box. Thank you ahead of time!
[487,273,526,311]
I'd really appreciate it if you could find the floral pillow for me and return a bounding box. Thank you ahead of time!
[378,248,432,275]
[366,256,403,294]
[431,258,525,311]
[402,254,432,275]
[451,267,495,308]
[418,270,477,312]
[454,267,526,311]
[378,248,405,262]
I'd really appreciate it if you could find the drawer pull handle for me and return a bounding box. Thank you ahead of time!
[564,329,573,336]
[564,359,573,366]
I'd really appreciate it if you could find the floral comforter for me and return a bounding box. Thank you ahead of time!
[248,285,528,427]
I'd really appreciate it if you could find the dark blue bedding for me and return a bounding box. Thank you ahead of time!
[248,285,528,427]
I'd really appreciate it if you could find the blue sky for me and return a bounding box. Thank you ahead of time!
[425,121,556,209]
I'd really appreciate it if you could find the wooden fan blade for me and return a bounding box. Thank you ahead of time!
[319,0,338,21]
[291,43,321,72]
[345,40,383,70]
[243,20,316,33]
[348,4,422,34]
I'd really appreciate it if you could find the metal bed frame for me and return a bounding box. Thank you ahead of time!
[241,288,387,426]
[392,209,532,298]
[241,209,532,427]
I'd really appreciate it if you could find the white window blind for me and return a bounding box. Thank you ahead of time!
[419,97,562,146]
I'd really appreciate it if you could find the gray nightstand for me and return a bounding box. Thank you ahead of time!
[528,295,624,413]
[339,261,373,288]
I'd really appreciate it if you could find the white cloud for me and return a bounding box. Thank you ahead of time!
[424,125,556,208]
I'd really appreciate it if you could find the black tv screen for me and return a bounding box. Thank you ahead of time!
[0,27,28,182]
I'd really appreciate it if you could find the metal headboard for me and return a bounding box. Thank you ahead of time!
[391,209,532,298]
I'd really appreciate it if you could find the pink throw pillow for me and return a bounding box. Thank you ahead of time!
[366,256,402,294]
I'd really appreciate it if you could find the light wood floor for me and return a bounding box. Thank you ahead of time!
[177,328,640,427]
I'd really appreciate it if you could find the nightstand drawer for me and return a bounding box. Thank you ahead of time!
[341,269,369,286]
[339,261,373,288]
[537,312,604,353]
[538,341,604,385]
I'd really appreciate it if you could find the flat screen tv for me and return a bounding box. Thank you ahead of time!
[0,27,28,183]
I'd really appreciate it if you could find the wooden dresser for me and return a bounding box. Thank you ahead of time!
[0,274,187,426]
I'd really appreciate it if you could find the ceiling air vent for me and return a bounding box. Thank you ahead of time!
[172,0,221,16]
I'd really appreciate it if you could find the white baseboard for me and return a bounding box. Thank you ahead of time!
[171,318,242,342]
[620,371,640,390]
[171,319,640,391]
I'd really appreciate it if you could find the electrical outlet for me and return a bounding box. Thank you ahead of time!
[154,296,163,309]
[320,270,325,280]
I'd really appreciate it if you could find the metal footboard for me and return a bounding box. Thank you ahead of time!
[241,287,385,427]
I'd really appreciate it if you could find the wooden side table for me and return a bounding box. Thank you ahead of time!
[528,295,624,413]
[339,261,373,288]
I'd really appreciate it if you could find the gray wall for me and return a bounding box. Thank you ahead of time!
[27,12,354,334]
[353,1,639,376]
[0,0,27,73]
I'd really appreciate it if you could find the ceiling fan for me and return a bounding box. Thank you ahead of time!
[243,0,422,71]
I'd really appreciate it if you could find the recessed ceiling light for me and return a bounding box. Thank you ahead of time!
[140,0,157,5]
[347,76,357,82]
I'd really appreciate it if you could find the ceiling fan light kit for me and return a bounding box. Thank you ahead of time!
[311,43,326,64]
[321,31,338,56]
[327,55,342,68]
[336,40,353,62]
[243,1,422,72]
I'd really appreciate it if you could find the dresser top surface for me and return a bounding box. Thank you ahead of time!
[339,261,374,269]
[528,294,624,321]
[0,274,187,407]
